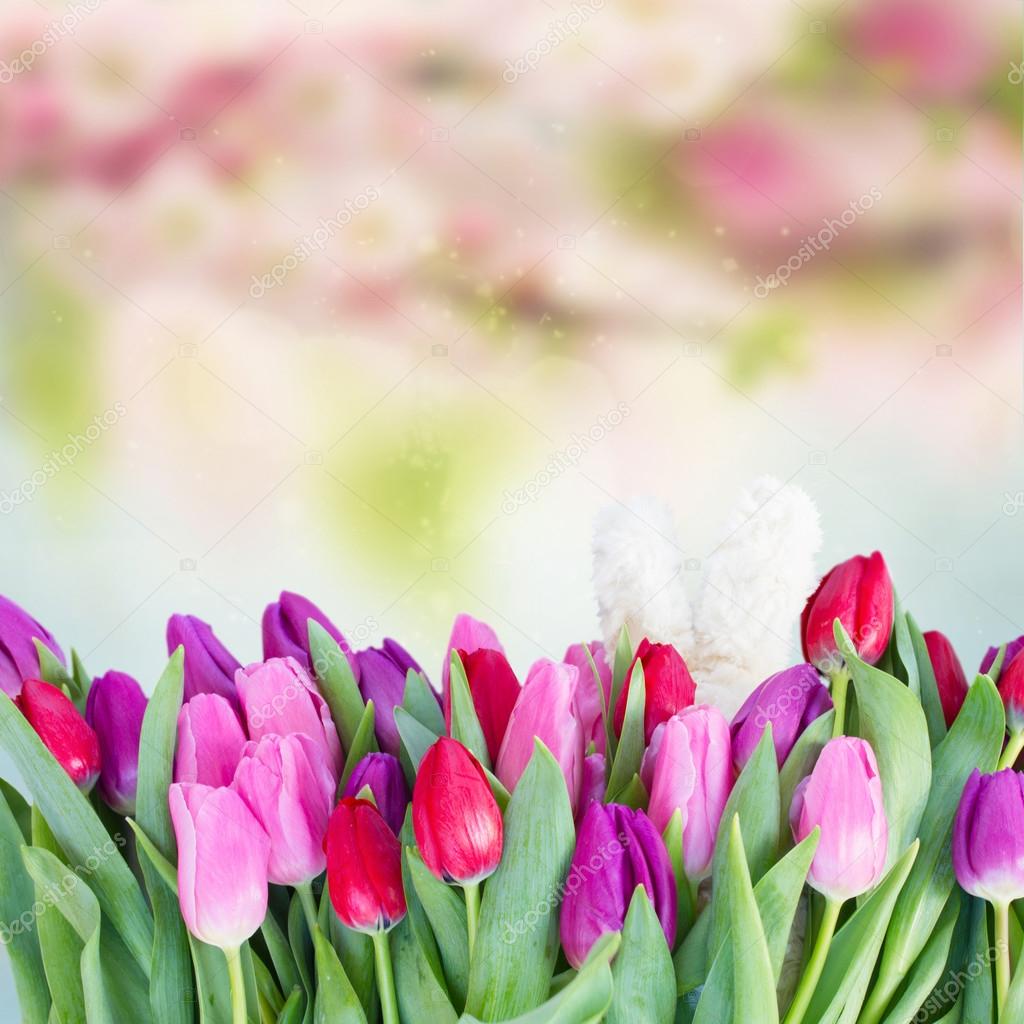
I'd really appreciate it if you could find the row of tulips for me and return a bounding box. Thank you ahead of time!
[1,557,1024,1023]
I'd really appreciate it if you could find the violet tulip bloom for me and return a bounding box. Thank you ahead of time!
[496,659,584,812]
[85,670,147,815]
[0,594,64,698]
[355,639,425,758]
[953,769,1024,905]
[790,737,888,902]
[236,657,342,776]
[169,782,270,949]
[262,590,358,681]
[232,733,335,886]
[16,678,100,789]
[564,642,612,755]
[645,705,733,879]
[175,693,247,787]
[923,630,969,728]
[560,803,676,969]
[730,664,832,770]
[167,614,241,707]
[441,613,504,703]
[578,753,606,816]
[343,752,410,835]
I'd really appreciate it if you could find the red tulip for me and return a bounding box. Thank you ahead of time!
[923,630,969,728]
[16,678,100,789]
[448,649,520,763]
[801,551,894,672]
[413,738,503,884]
[326,798,406,933]
[612,639,696,743]
[998,652,1024,735]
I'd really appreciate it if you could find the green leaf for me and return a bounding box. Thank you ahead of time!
[778,711,833,847]
[890,596,920,698]
[33,638,78,701]
[448,651,491,770]
[262,910,302,1014]
[663,810,694,942]
[960,897,994,1024]
[391,914,459,1024]
[613,772,648,810]
[277,987,306,1024]
[395,706,440,774]
[906,612,947,747]
[608,887,675,1024]
[312,924,368,1024]
[287,894,315,1024]
[465,741,577,1019]
[611,623,633,717]
[70,650,92,706]
[308,620,366,752]
[338,700,378,793]
[674,908,711,997]
[127,818,179,893]
[404,670,445,736]
[606,661,645,800]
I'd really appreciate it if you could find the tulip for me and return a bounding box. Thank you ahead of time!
[85,670,147,814]
[355,639,426,758]
[613,639,696,744]
[441,612,504,703]
[236,657,342,776]
[998,653,1024,771]
[495,659,584,812]
[730,664,832,770]
[800,551,894,673]
[343,752,410,835]
[167,614,241,707]
[0,594,64,698]
[645,706,733,880]
[922,631,968,728]
[232,733,336,887]
[169,782,270,949]
[16,678,100,789]
[564,641,613,754]
[450,647,520,762]
[980,635,1024,679]
[578,752,606,815]
[175,693,247,787]
[262,590,358,681]
[560,802,676,969]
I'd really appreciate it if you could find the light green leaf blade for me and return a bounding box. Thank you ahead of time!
[309,620,366,752]
[338,700,378,793]
[404,669,445,735]
[449,651,491,770]
[606,661,645,800]
[312,924,368,1024]
[608,887,675,1024]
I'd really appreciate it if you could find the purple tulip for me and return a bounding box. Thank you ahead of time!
[730,664,832,770]
[578,752,606,817]
[232,733,336,886]
[355,639,426,757]
[560,803,676,969]
[953,769,1024,905]
[0,594,64,698]
[343,752,410,835]
[166,614,241,707]
[981,636,1024,678]
[85,671,147,815]
[262,590,358,681]
[175,693,247,787]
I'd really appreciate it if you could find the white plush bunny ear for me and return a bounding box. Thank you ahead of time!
[591,497,694,655]
[689,476,822,717]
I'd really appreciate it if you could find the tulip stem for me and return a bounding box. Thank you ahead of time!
[998,732,1024,771]
[224,945,247,1024]
[996,901,1011,1014]
[830,667,850,738]
[297,882,319,936]
[464,881,481,957]
[372,930,399,1024]
[782,898,841,1024]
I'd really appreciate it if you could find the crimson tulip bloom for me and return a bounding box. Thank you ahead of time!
[413,738,503,884]
[998,652,1024,736]
[613,639,696,743]
[449,648,520,763]
[326,798,406,933]
[923,630,969,728]
[441,613,504,705]
[16,678,100,789]
[801,551,894,672]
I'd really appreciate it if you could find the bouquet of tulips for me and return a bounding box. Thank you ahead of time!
[2,558,1024,1024]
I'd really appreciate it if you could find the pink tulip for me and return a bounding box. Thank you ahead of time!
[563,642,612,755]
[790,737,888,902]
[231,733,336,887]
[495,659,584,812]
[169,783,270,949]
[175,694,247,787]
[236,657,342,776]
[441,613,504,703]
[645,706,733,879]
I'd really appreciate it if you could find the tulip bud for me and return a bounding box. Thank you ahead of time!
[175,693,247,787]
[563,642,612,755]
[236,657,342,776]
[441,613,504,705]
[953,769,1024,905]
[790,737,888,902]
[0,594,64,698]
[730,664,832,770]
[645,706,733,879]
[16,678,100,789]
[343,752,410,836]
[232,733,335,886]
[998,652,1024,736]
[262,590,358,681]
[85,671,147,814]
[166,614,241,707]
[413,738,503,884]
[326,797,406,933]
[923,631,969,728]
[495,659,584,812]
[578,752,606,816]
[560,803,676,969]
[169,782,270,949]
[449,648,520,763]
[613,639,696,744]
[355,639,427,758]
[980,635,1024,678]
[801,552,894,672]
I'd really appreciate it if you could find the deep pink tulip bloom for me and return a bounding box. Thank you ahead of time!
[449,647,520,763]
[175,693,247,787]
[614,639,697,744]
[997,652,1024,736]
[16,678,100,789]
[564,642,613,755]
[578,752,607,817]
[923,631,969,728]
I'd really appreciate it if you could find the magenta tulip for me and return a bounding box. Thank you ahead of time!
[578,752,606,816]
[953,769,1024,905]
[175,693,247,787]
[564,642,612,754]
[16,678,100,789]
[85,670,147,814]
[262,589,358,681]
[0,594,64,698]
